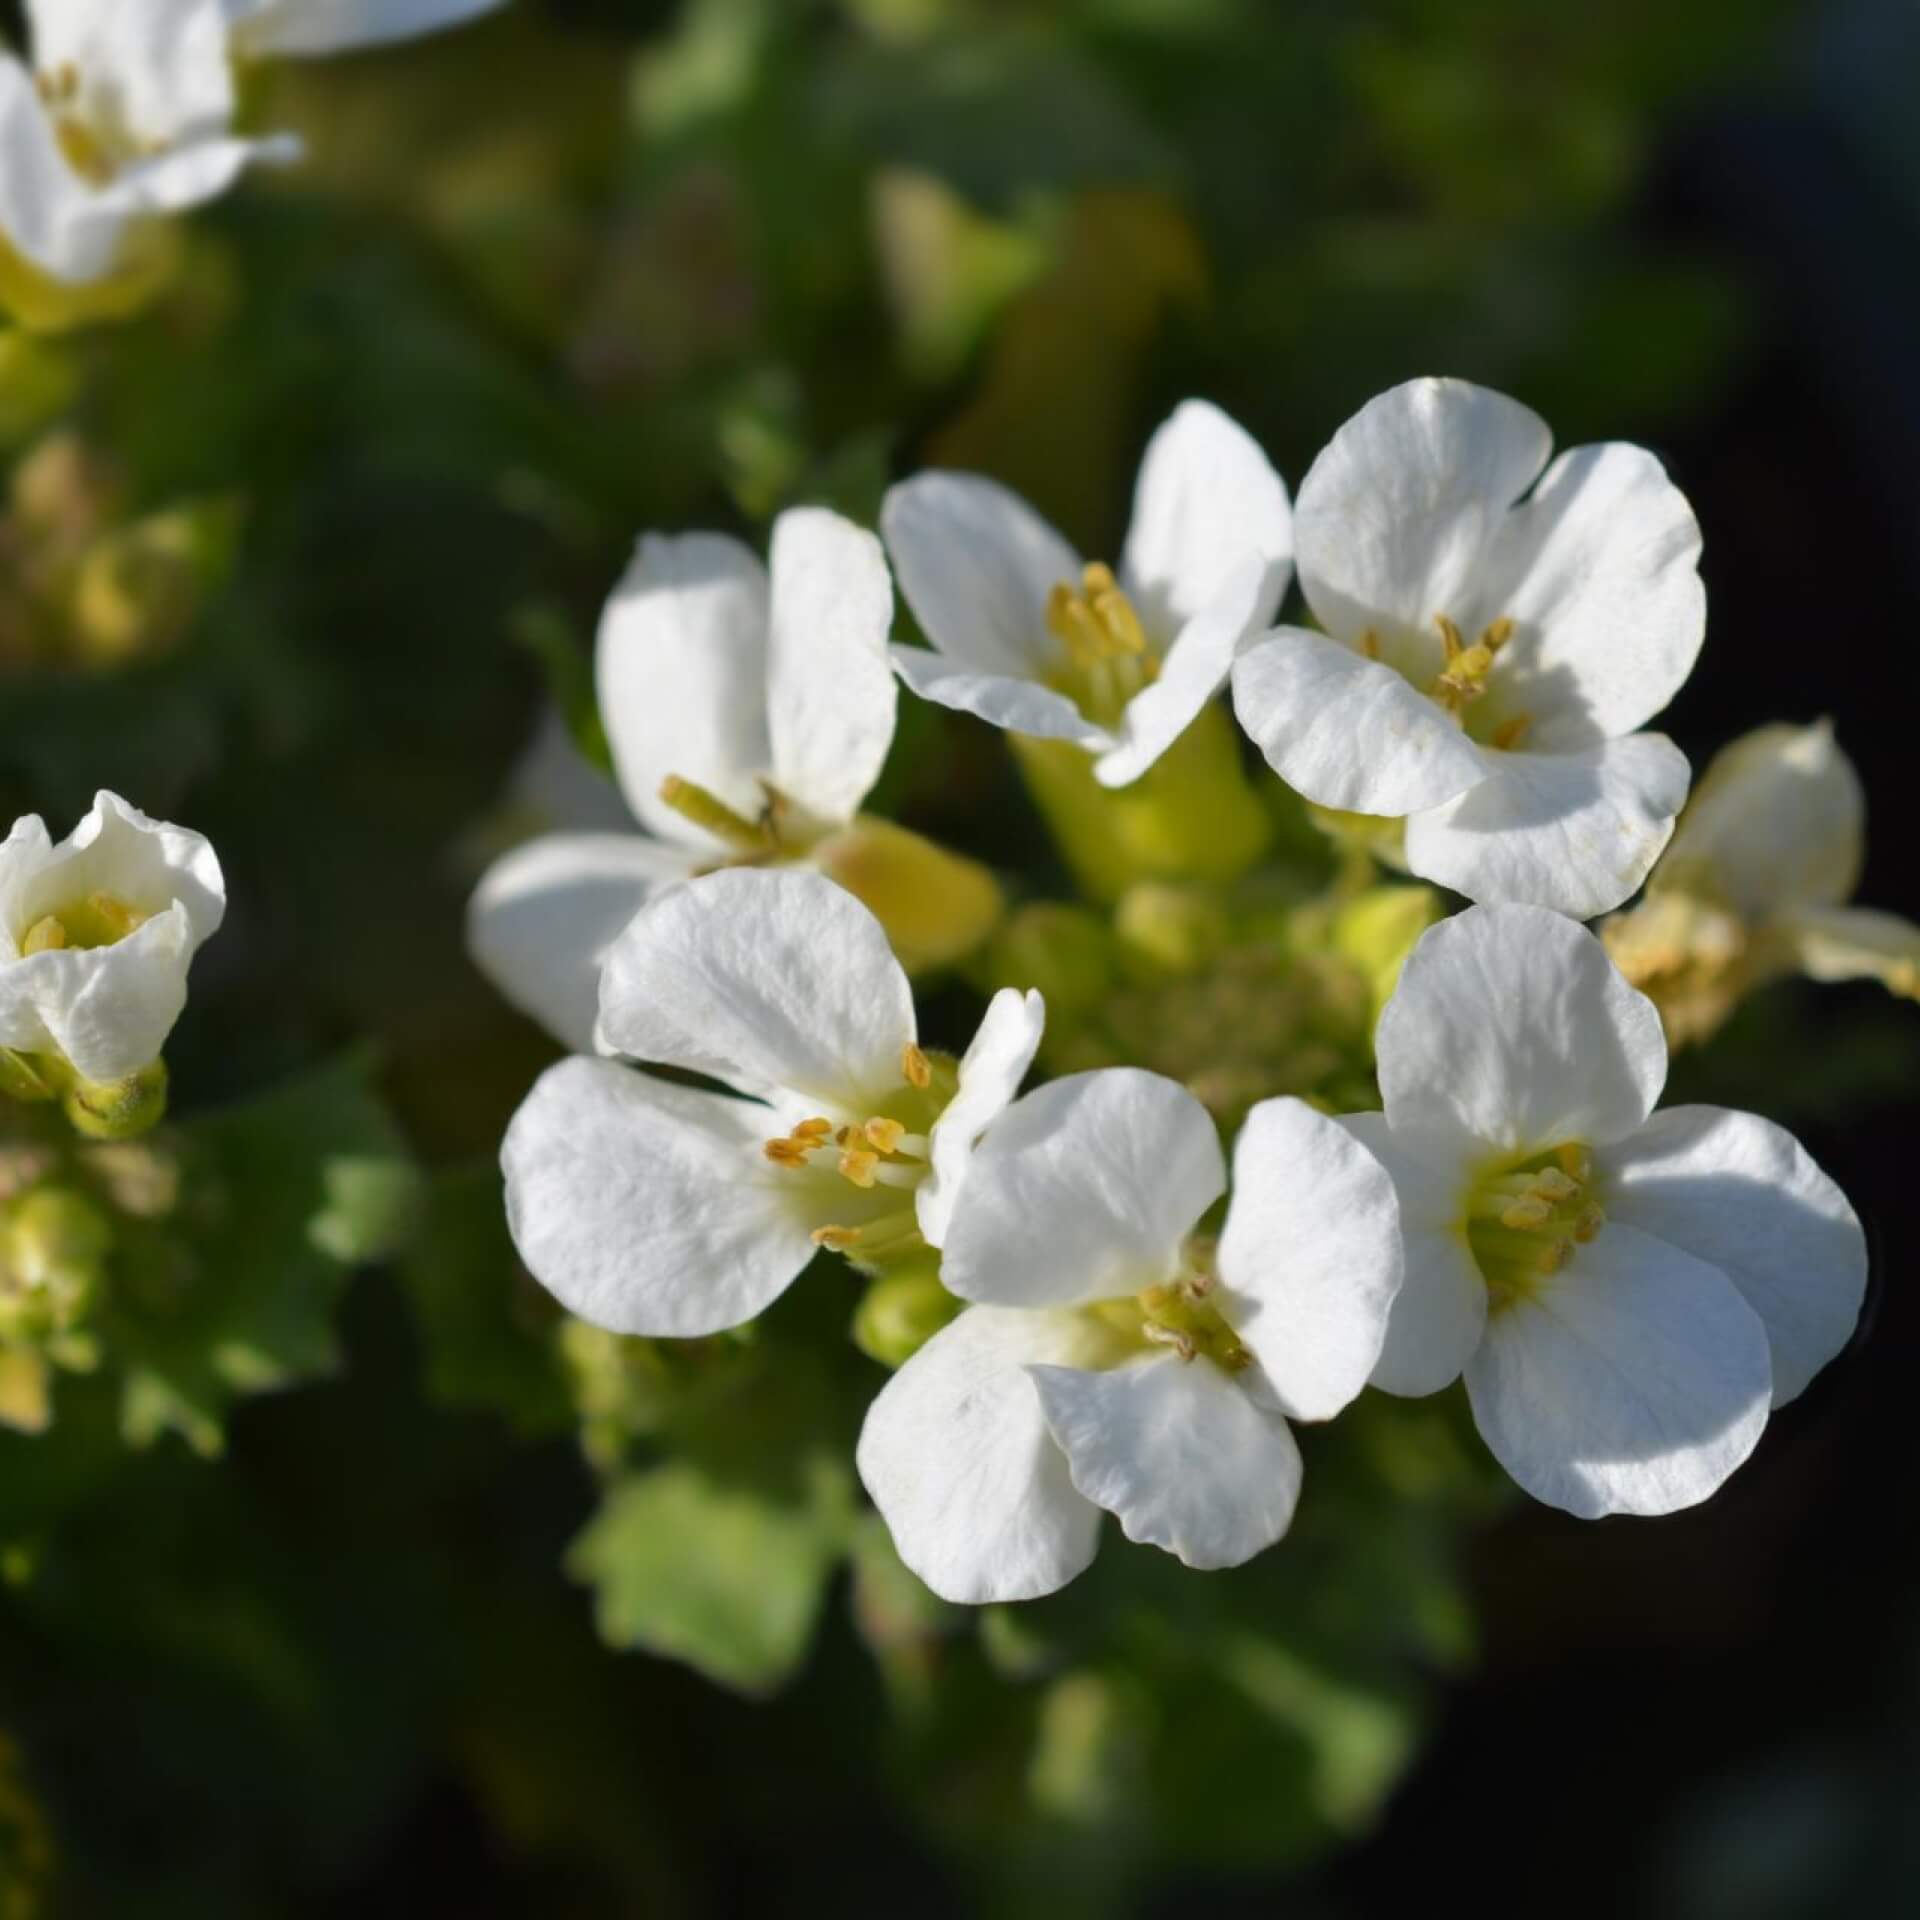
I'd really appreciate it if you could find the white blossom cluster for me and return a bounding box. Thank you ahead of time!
[478,379,1891,1605]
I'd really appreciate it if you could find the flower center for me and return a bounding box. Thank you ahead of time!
[761,1043,955,1260]
[1090,1239,1252,1375]
[1465,1142,1605,1311]
[35,65,145,188]
[658,774,830,873]
[20,891,150,955]
[1365,613,1531,751]
[1044,563,1160,729]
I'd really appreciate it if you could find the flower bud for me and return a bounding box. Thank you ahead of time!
[811,815,1004,976]
[0,1183,111,1341]
[63,1058,168,1141]
[69,499,241,669]
[0,1049,60,1104]
[1331,883,1445,1017]
[1114,883,1231,982]
[987,903,1115,1020]
[851,1258,961,1369]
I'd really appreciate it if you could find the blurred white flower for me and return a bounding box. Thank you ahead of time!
[0,790,225,1082]
[1232,378,1702,917]
[882,401,1293,788]
[1604,719,1920,1043]
[501,867,1043,1338]
[857,1073,1401,1602]
[0,0,506,295]
[1342,903,1866,1518]
[467,506,903,1052]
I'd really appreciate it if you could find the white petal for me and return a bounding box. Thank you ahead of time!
[1029,1354,1302,1569]
[465,832,697,1054]
[0,792,225,1081]
[1214,1097,1403,1421]
[1119,399,1294,638]
[1333,1111,1487,1396]
[765,506,896,827]
[1402,733,1690,918]
[1464,1222,1772,1517]
[1475,442,1705,749]
[1378,904,1667,1152]
[890,645,1110,750]
[941,1069,1225,1309]
[1663,721,1864,917]
[1294,378,1553,646]
[595,867,916,1110]
[1778,904,1920,997]
[502,1057,813,1338]
[0,59,84,279]
[224,0,505,57]
[1092,558,1260,789]
[880,472,1080,677]
[916,987,1045,1249]
[595,532,772,844]
[1230,627,1489,815]
[1605,1106,1867,1406]
[31,0,234,148]
[856,1306,1104,1604]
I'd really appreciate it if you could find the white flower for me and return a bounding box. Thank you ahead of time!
[882,401,1293,788]
[1232,378,1703,917]
[857,1071,1402,1602]
[0,0,505,294]
[1604,719,1920,1042]
[467,506,899,1052]
[1341,902,1866,1518]
[501,866,1043,1338]
[0,790,226,1082]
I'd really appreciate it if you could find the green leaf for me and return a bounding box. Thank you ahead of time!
[567,1457,855,1697]
[104,1054,415,1456]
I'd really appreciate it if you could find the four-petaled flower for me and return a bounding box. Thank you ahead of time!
[1604,719,1920,1044]
[857,1070,1402,1602]
[1336,903,1866,1517]
[0,790,225,1082]
[0,0,504,301]
[469,505,937,1053]
[1233,378,1703,917]
[883,401,1293,788]
[502,867,1044,1336]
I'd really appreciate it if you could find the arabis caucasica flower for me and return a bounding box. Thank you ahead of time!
[857,1071,1402,1602]
[469,507,996,1052]
[0,0,504,310]
[1341,903,1865,1518]
[502,868,1043,1337]
[1232,378,1703,917]
[882,401,1293,788]
[0,791,225,1082]
[1604,720,1920,1045]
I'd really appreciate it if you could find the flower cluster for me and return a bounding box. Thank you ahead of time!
[485,378,1877,1606]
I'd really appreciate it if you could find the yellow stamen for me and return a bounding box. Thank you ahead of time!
[839,1147,879,1189]
[1492,713,1531,751]
[812,1224,862,1250]
[763,1138,813,1167]
[792,1117,833,1142]
[658,774,773,853]
[1481,617,1514,652]
[864,1117,905,1155]
[1360,629,1381,661]
[901,1043,931,1090]
[1436,615,1465,658]
[21,917,68,955]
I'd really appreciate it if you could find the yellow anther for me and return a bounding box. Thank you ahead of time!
[1082,562,1119,595]
[1556,1144,1592,1182]
[901,1043,931,1090]
[1436,615,1465,657]
[21,916,68,955]
[1360,629,1381,660]
[864,1117,906,1155]
[658,774,773,854]
[1142,1320,1197,1362]
[1481,617,1514,652]
[839,1147,879,1189]
[1531,1167,1580,1203]
[1573,1205,1606,1244]
[812,1224,862,1250]
[1492,713,1531,751]
[1089,585,1147,657]
[792,1117,833,1141]
[763,1138,813,1167]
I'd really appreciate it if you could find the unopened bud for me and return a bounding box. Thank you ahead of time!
[812,815,1003,976]
[63,1058,168,1140]
[988,903,1114,1019]
[851,1258,960,1368]
[70,498,240,668]
[1114,883,1230,981]
[0,1184,111,1340]
[1332,883,1445,1016]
